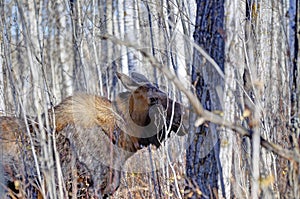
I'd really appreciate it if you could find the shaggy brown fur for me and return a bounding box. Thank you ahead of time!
[47,94,141,153]
[0,117,24,155]
[0,117,38,199]
[51,95,113,133]
[0,72,183,198]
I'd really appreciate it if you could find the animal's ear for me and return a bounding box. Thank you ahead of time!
[117,91,131,99]
[116,72,140,91]
[130,72,150,84]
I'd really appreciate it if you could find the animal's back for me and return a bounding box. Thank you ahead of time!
[51,94,115,134]
[51,94,139,152]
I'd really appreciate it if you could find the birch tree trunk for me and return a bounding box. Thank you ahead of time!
[1,0,299,198]
[71,0,86,91]
[91,0,104,96]
[245,1,290,198]
[219,1,246,198]
[56,2,73,98]
[0,17,4,113]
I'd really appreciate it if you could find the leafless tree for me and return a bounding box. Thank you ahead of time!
[1,0,299,198]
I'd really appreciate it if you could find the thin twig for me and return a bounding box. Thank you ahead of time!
[101,34,300,163]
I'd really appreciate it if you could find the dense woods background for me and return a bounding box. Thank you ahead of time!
[0,0,299,198]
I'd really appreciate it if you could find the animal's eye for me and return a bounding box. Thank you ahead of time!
[150,97,157,105]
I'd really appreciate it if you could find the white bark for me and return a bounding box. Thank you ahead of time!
[57,2,73,97]
[124,0,138,71]
[0,37,4,113]
[118,0,128,75]
[106,0,113,96]
[91,0,104,96]
[222,2,245,198]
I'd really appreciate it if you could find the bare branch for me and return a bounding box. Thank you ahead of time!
[101,33,300,163]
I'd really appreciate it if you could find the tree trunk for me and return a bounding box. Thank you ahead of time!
[220,1,246,198]
[0,18,4,112]
[56,2,73,98]
[71,0,86,91]
[187,0,225,198]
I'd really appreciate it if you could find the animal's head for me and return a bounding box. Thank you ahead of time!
[114,72,183,148]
